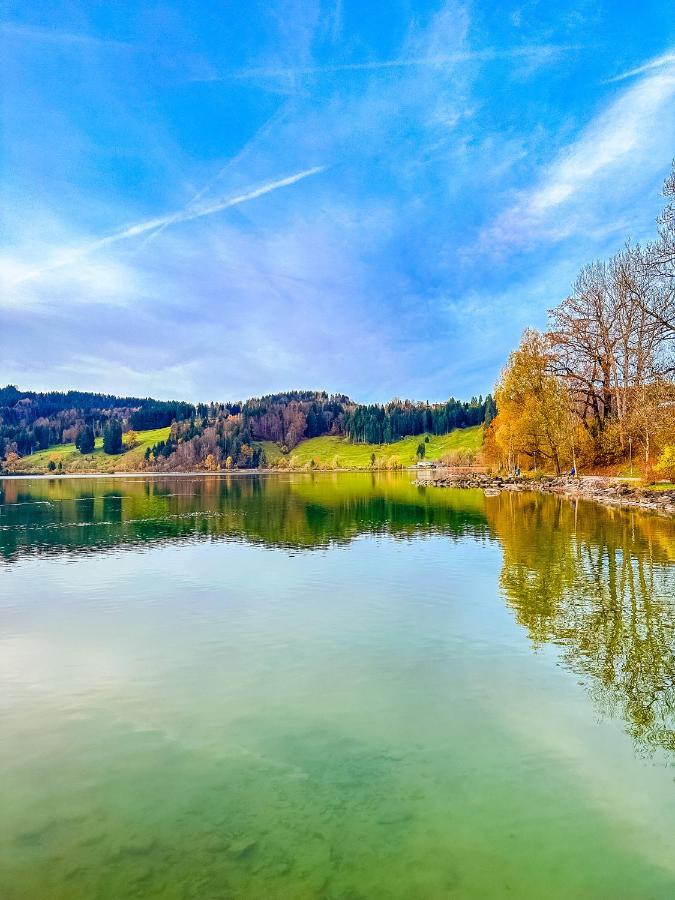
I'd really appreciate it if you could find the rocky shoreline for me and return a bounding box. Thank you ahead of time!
[414,473,675,516]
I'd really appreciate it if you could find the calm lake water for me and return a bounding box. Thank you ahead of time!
[1,472,675,899]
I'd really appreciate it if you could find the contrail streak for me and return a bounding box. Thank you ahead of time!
[193,45,582,81]
[14,166,325,284]
[602,52,675,84]
[134,103,293,253]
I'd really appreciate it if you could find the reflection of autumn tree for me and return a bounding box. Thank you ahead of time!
[486,493,675,752]
[5,474,674,755]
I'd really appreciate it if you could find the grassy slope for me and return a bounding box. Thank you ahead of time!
[12,425,482,474]
[13,427,171,474]
[263,426,483,468]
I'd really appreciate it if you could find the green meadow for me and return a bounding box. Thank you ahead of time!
[10,425,482,474]
[263,425,483,468]
[13,427,171,474]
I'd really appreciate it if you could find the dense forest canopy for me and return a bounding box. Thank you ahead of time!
[241,391,352,449]
[0,387,165,457]
[145,392,493,471]
[0,386,493,471]
[129,400,197,431]
[344,397,492,444]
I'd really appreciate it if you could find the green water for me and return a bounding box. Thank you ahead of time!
[1,473,674,899]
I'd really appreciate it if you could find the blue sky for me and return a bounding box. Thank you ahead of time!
[1,1,674,403]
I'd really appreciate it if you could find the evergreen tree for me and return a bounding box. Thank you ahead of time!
[75,425,95,454]
[484,394,497,427]
[103,420,123,454]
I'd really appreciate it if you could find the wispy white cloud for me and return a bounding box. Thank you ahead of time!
[4,1,670,402]
[0,246,147,312]
[603,50,675,84]
[8,166,325,286]
[134,103,294,253]
[195,44,581,81]
[481,53,675,250]
[0,20,132,49]
[1,201,395,400]
[329,0,343,44]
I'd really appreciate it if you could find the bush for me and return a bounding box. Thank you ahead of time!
[440,449,476,466]
[655,445,675,480]
[572,424,596,470]
[596,420,624,465]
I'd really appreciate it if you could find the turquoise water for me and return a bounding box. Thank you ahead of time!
[1,473,675,898]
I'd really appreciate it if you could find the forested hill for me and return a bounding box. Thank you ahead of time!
[0,386,194,457]
[240,391,493,448]
[1,386,494,471]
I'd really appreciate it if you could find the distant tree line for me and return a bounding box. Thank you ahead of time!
[140,392,494,471]
[129,400,197,430]
[145,414,266,470]
[241,391,351,450]
[236,391,494,451]
[0,386,150,458]
[1,384,494,471]
[343,396,493,444]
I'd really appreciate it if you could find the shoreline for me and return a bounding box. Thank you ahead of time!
[0,469,295,480]
[2,469,673,516]
[0,467,417,481]
[414,472,675,516]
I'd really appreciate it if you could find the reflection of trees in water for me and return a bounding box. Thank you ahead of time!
[4,475,674,753]
[486,492,675,753]
[0,474,489,562]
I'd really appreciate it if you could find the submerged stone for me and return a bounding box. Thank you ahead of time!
[227,838,257,859]
[376,811,414,826]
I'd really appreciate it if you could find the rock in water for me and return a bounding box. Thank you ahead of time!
[228,838,257,859]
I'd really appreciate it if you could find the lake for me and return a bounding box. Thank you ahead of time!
[1,472,675,899]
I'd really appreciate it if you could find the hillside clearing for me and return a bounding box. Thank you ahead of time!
[7,426,482,474]
[265,426,483,468]
[11,427,171,474]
